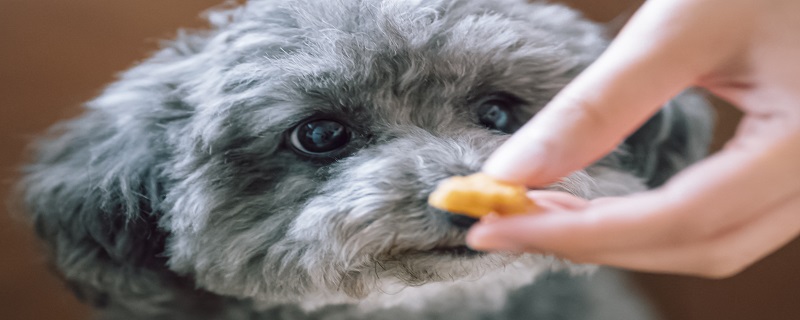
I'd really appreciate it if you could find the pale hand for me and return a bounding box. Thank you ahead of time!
[467,0,800,278]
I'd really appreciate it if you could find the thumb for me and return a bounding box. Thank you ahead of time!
[483,0,749,186]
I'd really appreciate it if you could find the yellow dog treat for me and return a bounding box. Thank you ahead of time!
[428,173,537,218]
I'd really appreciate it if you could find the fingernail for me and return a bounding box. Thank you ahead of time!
[466,224,526,252]
[482,143,546,184]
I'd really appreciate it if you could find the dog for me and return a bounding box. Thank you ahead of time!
[19,0,713,319]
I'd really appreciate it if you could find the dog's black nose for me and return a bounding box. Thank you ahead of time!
[448,213,479,229]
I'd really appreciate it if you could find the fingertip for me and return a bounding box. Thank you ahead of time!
[466,221,519,252]
[467,216,550,252]
[481,142,546,186]
[465,223,490,249]
[527,191,590,211]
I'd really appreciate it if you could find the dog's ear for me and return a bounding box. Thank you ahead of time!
[621,91,715,188]
[16,1,312,307]
[15,31,210,306]
[18,107,176,307]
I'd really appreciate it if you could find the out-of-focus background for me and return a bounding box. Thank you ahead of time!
[1,1,797,319]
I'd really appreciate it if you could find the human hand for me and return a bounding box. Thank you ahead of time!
[466,0,800,278]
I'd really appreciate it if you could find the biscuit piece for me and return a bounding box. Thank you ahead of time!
[428,173,537,218]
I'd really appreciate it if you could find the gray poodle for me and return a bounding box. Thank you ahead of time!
[19,0,713,319]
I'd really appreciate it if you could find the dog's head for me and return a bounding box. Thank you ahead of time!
[20,0,712,311]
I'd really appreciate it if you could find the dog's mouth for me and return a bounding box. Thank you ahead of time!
[427,245,484,257]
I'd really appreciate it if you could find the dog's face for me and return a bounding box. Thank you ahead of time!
[21,0,712,312]
[162,0,609,303]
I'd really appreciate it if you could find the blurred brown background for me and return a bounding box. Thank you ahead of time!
[0,1,797,319]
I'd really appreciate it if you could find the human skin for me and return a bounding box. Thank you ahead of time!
[467,0,800,278]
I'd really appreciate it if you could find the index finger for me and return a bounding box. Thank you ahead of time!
[483,0,753,186]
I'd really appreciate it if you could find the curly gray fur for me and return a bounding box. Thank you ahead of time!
[18,0,713,319]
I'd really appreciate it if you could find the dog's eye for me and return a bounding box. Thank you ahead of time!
[290,119,351,155]
[477,96,519,133]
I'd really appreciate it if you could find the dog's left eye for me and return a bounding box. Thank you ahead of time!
[290,119,352,156]
[477,95,521,133]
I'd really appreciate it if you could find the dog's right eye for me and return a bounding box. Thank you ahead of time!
[476,93,524,134]
[289,119,352,157]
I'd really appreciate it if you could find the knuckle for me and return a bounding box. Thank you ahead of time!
[659,188,716,241]
[555,93,612,129]
[697,264,745,279]
[695,248,751,279]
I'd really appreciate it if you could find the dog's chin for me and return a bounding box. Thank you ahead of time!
[426,245,484,257]
[351,253,576,314]
[367,235,498,275]
[366,244,508,285]
[399,244,485,259]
